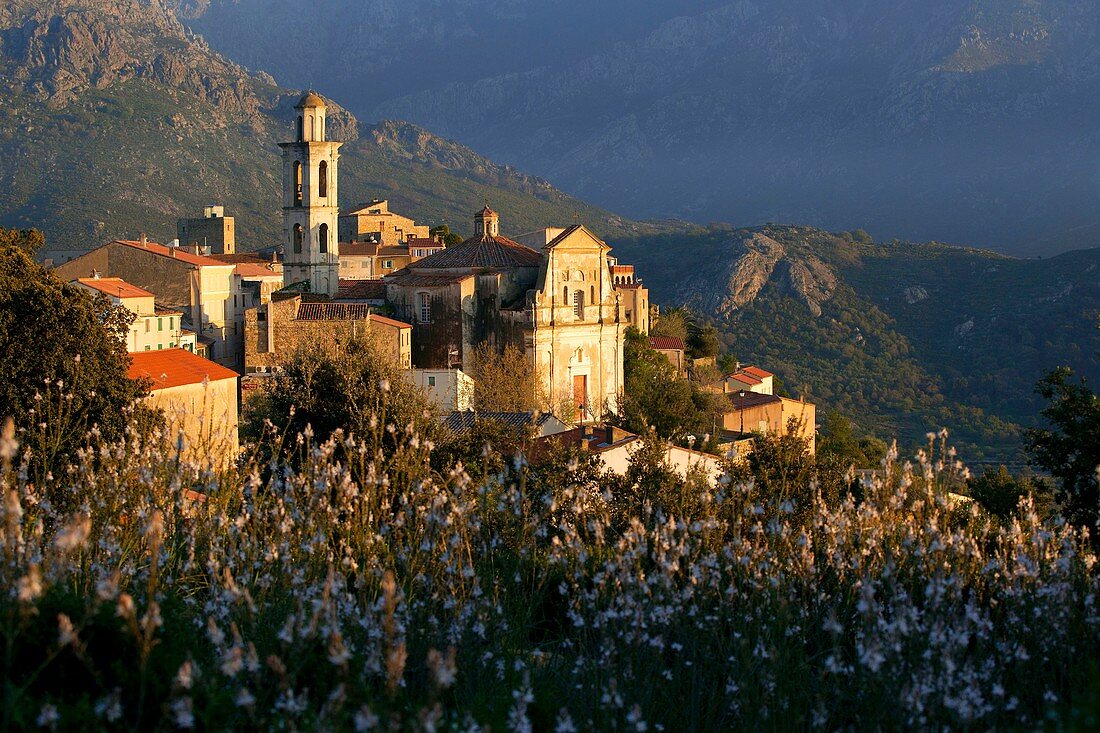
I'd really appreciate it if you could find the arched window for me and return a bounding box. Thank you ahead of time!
[293,223,303,254]
[419,292,432,324]
[318,160,328,198]
[573,289,584,320]
[296,116,304,141]
[319,223,329,254]
[293,161,303,205]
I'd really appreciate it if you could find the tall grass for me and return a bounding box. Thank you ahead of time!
[1,386,1098,730]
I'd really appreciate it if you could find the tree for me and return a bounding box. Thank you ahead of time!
[244,336,435,456]
[466,343,547,413]
[0,241,146,485]
[967,466,1054,521]
[817,411,887,469]
[650,307,690,343]
[687,322,720,360]
[1025,367,1100,530]
[0,227,44,255]
[429,225,464,246]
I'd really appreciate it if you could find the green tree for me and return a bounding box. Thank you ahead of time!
[817,411,887,469]
[613,328,709,442]
[429,225,464,246]
[0,241,146,486]
[0,228,44,255]
[1025,367,1100,530]
[687,322,720,360]
[650,307,690,343]
[467,343,547,413]
[967,466,1054,521]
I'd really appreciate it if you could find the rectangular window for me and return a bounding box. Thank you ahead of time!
[157,343,162,350]
[419,293,431,324]
[157,318,163,331]
[383,259,394,269]
[145,320,151,333]
[428,376,436,387]
[144,345,150,351]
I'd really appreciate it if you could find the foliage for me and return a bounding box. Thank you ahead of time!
[613,328,717,443]
[0,227,43,255]
[967,466,1054,521]
[243,336,435,456]
[0,242,147,490]
[649,306,689,343]
[817,411,888,469]
[2,395,1099,729]
[466,343,547,414]
[428,225,464,246]
[1025,367,1100,531]
[687,321,721,360]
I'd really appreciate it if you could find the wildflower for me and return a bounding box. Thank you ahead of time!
[171,697,194,729]
[354,705,379,732]
[220,646,244,677]
[0,418,17,461]
[36,704,59,729]
[626,704,648,731]
[175,660,194,690]
[554,710,577,733]
[328,632,351,665]
[379,379,390,392]
[94,689,123,722]
[17,565,43,603]
[57,614,77,647]
[235,687,256,708]
[54,515,92,552]
[427,646,457,689]
[116,593,135,619]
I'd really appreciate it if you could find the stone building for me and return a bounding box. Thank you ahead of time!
[243,295,411,373]
[384,207,631,422]
[53,238,241,368]
[339,242,412,280]
[608,263,649,334]
[129,348,240,467]
[177,205,235,254]
[281,92,341,297]
[72,276,196,354]
[339,199,431,245]
[649,335,687,378]
[723,391,817,454]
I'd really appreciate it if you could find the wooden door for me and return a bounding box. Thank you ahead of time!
[573,375,588,422]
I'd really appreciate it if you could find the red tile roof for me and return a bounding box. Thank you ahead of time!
[406,237,444,248]
[411,234,542,269]
[76,277,153,299]
[337,279,386,300]
[726,392,781,410]
[128,349,238,390]
[616,283,642,290]
[649,336,686,352]
[611,265,635,274]
[726,372,762,386]
[115,240,229,268]
[235,263,281,278]
[295,302,372,321]
[741,366,774,379]
[369,313,412,330]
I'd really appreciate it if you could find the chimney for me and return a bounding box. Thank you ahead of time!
[169,238,179,248]
[605,426,614,446]
[140,233,148,248]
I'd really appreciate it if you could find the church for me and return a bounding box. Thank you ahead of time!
[273,92,647,422]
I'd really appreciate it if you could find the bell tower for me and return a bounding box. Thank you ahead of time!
[280,91,341,296]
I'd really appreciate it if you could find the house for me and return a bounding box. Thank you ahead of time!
[338,199,431,245]
[339,242,412,280]
[532,424,724,484]
[649,335,687,378]
[385,207,635,423]
[722,365,774,395]
[243,294,411,373]
[72,276,196,354]
[54,239,240,367]
[411,368,475,411]
[335,279,387,305]
[722,391,816,454]
[128,348,239,466]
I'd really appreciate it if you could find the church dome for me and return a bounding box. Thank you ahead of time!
[296,91,326,109]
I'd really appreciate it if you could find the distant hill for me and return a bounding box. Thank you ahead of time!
[0,0,650,253]
[177,0,1100,256]
[612,225,1100,461]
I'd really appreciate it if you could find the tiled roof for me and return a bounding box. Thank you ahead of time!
[340,242,381,256]
[611,265,635,274]
[128,348,238,390]
[726,392,781,409]
[115,240,229,268]
[741,366,774,379]
[295,302,372,321]
[649,336,686,351]
[443,411,554,433]
[154,304,184,316]
[410,234,542,269]
[545,224,584,249]
[235,263,281,278]
[207,254,270,264]
[369,313,412,330]
[406,237,443,248]
[616,283,642,290]
[384,271,473,287]
[76,277,153,299]
[725,372,762,386]
[337,279,386,300]
[296,91,326,108]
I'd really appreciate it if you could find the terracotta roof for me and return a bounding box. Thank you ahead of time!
[726,372,762,386]
[649,336,686,351]
[235,263,281,278]
[726,392,781,410]
[611,265,635,274]
[369,313,412,330]
[741,366,774,379]
[115,240,229,268]
[76,277,153,299]
[340,242,381,256]
[129,349,238,390]
[207,254,269,264]
[295,302,372,321]
[535,426,639,456]
[406,237,444,248]
[410,234,542,269]
[336,279,386,300]
[384,271,473,287]
[443,411,554,434]
[616,283,642,290]
[154,304,184,316]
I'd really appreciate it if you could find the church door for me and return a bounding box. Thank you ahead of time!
[573,374,588,422]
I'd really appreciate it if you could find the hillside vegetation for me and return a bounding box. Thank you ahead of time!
[611,225,1100,461]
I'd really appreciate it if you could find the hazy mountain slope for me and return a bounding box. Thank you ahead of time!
[178,0,1100,256]
[0,1,643,251]
[611,225,1100,461]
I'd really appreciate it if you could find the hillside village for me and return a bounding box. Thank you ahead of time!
[50,92,816,474]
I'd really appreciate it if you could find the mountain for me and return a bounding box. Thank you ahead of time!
[613,225,1100,461]
[0,0,648,252]
[176,0,1100,256]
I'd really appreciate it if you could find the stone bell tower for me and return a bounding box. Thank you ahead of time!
[280,91,341,296]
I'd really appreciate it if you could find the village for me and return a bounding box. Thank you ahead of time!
[50,92,815,476]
